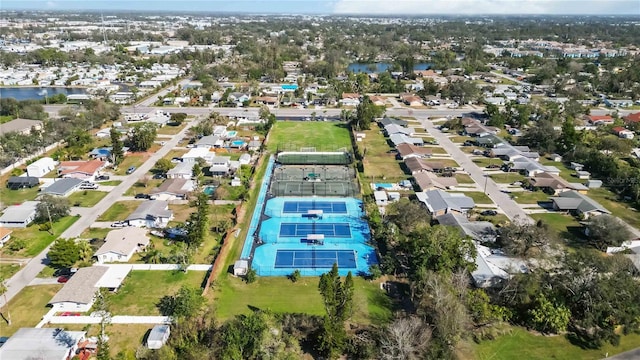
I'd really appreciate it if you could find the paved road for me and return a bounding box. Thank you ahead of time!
[0,121,194,309]
[604,348,640,360]
[137,78,191,107]
[490,71,533,86]
[421,118,534,223]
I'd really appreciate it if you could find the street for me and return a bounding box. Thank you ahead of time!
[421,118,535,223]
[0,120,195,308]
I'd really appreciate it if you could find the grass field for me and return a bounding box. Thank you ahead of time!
[449,135,474,143]
[451,191,494,204]
[510,190,551,204]
[0,216,79,258]
[67,190,108,207]
[214,276,392,325]
[97,201,140,221]
[108,271,206,315]
[114,155,146,175]
[358,124,407,181]
[473,157,504,168]
[530,213,584,241]
[157,122,187,135]
[427,147,448,154]
[587,188,640,229]
[472,326,640,360]
[267,121,352,151]
[0,285,62,337]
[98,180,122,186]
[455,173,476,184]
[124,179,164,196]
[0,185,40,207]
[489,173,527,184]
[0,263,22,279]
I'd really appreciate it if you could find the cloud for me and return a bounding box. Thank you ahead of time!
[333,0,639,15]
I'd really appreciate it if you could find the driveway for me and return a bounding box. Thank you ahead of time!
[421,119,534,223]
[0,121,194,308]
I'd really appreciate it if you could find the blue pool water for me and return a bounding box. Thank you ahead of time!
[231,140,246,147]
[374,183,394,189]
[226,131,238,137]
[203,186,216,195]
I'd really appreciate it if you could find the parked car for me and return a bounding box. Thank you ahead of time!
[95,175,110,181]
[481,210,498,216]
[111,221,128,228]
[80,183,98,190]
[126,166,136,174]
[486,164,501,169]
[57,276,69,283]
[134,193,150,199]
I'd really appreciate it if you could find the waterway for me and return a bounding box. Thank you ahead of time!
[347,62,433,74]
[0,87,88,101]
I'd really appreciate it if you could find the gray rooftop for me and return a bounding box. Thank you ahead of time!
[436,213,497,242]
[0,201,39,223]
[150,178,194,195]
[167,161,195,176]
[49,266,109,305]
[43,178,83,196]
[126,200,173,221]
[195,135,221,147]
[552,190,611,214]
[95,227,150,257]
[417,190,475,213]
[0,327,86,360]
[0,118,43,134]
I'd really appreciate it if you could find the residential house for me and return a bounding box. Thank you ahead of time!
[239,153,252,165]
[210,156,232,176]
[94,227,150,263]
[395,143,432,160]
[485,97,506,106]
[48,266,110,312]
[472,243,527,288]
[248,140,262,151]
[213,125,228,137]
[0,118,43,135]
[384,123,415,136]
[548,153,563,162]
[551,190,611,218]
[576,170,591,180]
[254,96,279,107]
[126,200,173,228]
[586,115,614,126]
[529,172,588,195]
[166,161,195,179]
[378,117,409,127]
[623,112,640,124]
[89,147,129,161]
[474,135,503,147]
[228,92,250,105]
[374,191,388,206]
[42,178,83,197]
[509,157,559,177]
[0,201,38,228]
[195,135,224,148]
[58,159,106,181]
[401,94,423,107]
[339,93,360,107]
[6,176,39,190]
[570,162,584,171]
[404,157,444,174]
[415,190,475,216]
[413,172,458,191]
[389,133,424,147]
[612,126,635,139]
[0,227,12,247]
[436,213,497,242]
[0,328,87,360]
[369,95,387,106]
[149,178,194,201]
[26,157,56,177]
[182,148,215,164]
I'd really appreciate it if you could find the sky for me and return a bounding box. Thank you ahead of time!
[2,0,639,15]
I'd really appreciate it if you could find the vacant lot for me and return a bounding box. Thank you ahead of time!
[114,155,146,175]
[451,191,494,204]
[97,201,140,221]
[454,173,475,184]
[0,216,79,258]
[214,275,392,325]
[124,178,164,196]
[108,270,206,315]
[267,121,352,151]
[530,213,584,242]
[0,184,40,207]
[0,263,22,279]
[472,326,640,360]
[510,190,551,204]
[489,173,527,184]
[588,187,640,229]
[0,285,62,337]
[473,157,504,168]
[157,122,187,135]
[358,124,407,181]
[67,190,108,207]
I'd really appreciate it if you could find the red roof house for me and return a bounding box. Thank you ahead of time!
[58,159,106,180]
[623,112,640,124]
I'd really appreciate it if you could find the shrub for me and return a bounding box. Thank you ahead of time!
[7,238,26,252]
[290,269,301,283]
[245,268,257,283]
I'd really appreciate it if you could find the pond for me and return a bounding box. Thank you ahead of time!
[0,87,89,101]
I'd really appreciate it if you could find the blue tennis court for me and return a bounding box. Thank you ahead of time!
[275,249,357,268]
[282,201,348,214]
[280,223,351,238]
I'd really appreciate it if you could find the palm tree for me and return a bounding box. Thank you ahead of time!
[144,249,162,264]
[76,240,93,262]
[0,277,11,325]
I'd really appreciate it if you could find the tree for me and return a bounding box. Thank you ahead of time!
[129,122,157,152]
[35,195,70,224]
[318,264,354,359]
[558,117,580,154]
[585,215,631,251]
[110,127,124,165]
[497,218,554,257]
[76,240,94,263]
[527,294,570,334]
[354,96,384,131]
[245,268,257,283]
[154,158,174,175]
[48,238,80,269]
[192,162,203,186]
[169,112,187,125]
[385,198,431,235]
[519,119,558,154]
[186,192,210,249]
[379,316,431,360]
[157,286,205,319]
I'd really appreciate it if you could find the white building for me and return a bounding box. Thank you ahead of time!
[94,227,150,263]
[26,157,57,178]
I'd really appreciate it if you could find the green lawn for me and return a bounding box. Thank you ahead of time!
[489,173,527,184]
[79,227,112,240]
[359,124,407,181]
[114,155,146,175]
[455,173,476,184]
[0,114,15,124]
[214,276,392,325]
[473,157,504,168]
[97,201,140,221]
[451,191,494,204]
[510,190,551,204]
[0,263,22,279]
[67,190,108,207]
[473,326,640,360]
[267,121,351,151]
[157,122,187,135]
[47,323,151,358]
[427,147,448,154]
[107,270,206,315]
[0,284,62,337]
[124,178,164,196]
[587,188,640,229]
[0,216,79,258]
[449,135,474,143]
[0,185,41,208]
[98,180,122,186]
[531,213,584,242]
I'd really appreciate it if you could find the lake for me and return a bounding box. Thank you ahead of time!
[347,62,433,74]
[0,87,88,101]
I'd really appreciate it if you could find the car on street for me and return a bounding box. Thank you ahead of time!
[481,210,498,216]
[126,166,136,174]
[111,221,128,228]
[57,276,69,283]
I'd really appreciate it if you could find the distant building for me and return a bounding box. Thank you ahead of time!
[0,118,43,135]
[0,328,87,360]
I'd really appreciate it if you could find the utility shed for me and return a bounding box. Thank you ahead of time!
[147,325,171,349]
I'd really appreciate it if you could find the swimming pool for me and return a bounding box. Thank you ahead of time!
[374,183,394,189]
[203,185,216,195]
[226,130,238,137]
[231,140,246,147]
